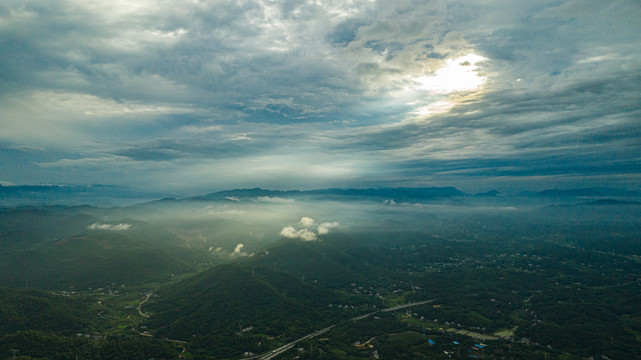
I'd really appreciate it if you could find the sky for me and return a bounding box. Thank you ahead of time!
[1,0,640,195]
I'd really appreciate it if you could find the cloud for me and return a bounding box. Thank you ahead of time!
[88,223,131,231]
[279,225,317,241]
[298,216,315,227]
[203,205,246,217]
[0,0,639,192]
[38,156,136,169]
[230,133,252,141]
[181,125,224,134]
[297,229,318,242]
[317,221,340,235]
[280,217,340,241]
[257,196,296,204]
[280,225,300,238]
[231,243,252,257]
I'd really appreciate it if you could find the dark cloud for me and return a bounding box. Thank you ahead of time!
[0,0,639,193]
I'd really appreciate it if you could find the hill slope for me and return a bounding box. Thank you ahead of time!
[0,288,91,336]
[145,262,340,341]
[0,233,192,289]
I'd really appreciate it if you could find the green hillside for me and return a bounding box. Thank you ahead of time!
[0,288,91,337]
[146,263,339,341]
[0,233,193,289]
[250,237,371,288]
[0,331,180,360]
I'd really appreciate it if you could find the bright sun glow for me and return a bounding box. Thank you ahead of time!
[402,53,487,121]
[413,54,487,94]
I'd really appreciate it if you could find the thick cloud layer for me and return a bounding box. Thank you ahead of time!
[1,0,639,193]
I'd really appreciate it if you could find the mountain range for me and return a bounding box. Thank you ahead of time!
[3,185,640,207]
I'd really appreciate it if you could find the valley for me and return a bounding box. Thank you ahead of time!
[1,188,641,359]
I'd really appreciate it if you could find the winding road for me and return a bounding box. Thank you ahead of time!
[138,291,153,318]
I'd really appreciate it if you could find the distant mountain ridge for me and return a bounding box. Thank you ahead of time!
[0,184,122,194]
[0,184,162,207]
[3,184,640,208]
[521,187,641,198]
[192,186,467,201]
[186,186,641,204]
[576,199,641,206]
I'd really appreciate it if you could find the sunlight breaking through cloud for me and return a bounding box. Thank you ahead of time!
[0,0,639,193]
[411,54,487,94]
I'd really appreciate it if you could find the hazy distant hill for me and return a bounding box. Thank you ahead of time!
[0,207,98,250]
[5,184,640,209]
[0,184,161,207]
[474,189,501,197]
[191,186,467,202]
[522,187,641,198]
[576,199,641,206]
[172,186,641,208]
[535,198,641,217]
[193,187,295,200]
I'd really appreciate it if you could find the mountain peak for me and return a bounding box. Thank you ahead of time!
[475,189,501,197]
